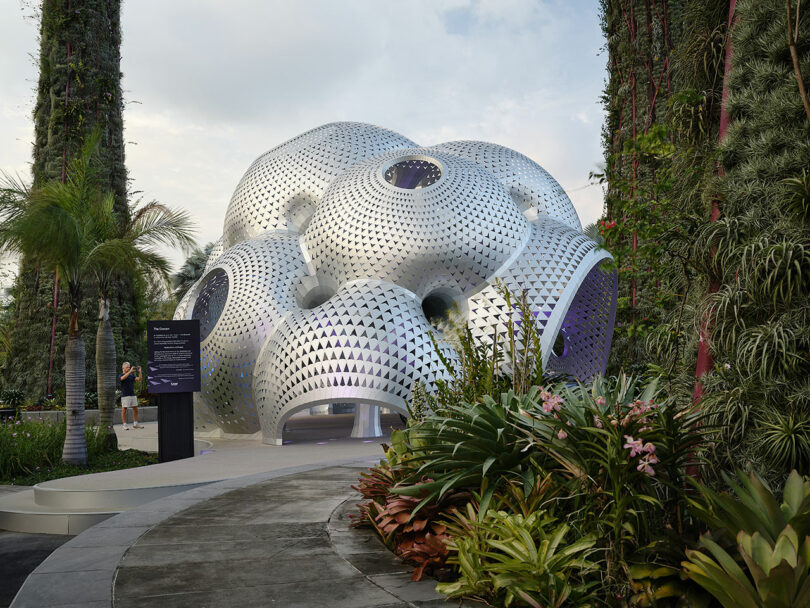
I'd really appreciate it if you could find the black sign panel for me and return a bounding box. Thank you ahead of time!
[147,320,201,393]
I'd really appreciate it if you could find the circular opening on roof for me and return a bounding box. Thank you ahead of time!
[422,290,457,326]
[191,269,229,341]
[384,158,442,189]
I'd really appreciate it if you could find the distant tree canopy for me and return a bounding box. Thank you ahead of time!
[600,0,810,481]
[3,0,141,397]
[172,242,214,301]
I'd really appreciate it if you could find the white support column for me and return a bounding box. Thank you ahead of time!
[351,403,381,438]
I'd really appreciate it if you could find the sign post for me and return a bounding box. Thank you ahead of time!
[147,320,201,463]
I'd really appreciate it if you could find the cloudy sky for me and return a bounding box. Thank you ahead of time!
[0,0,607,271]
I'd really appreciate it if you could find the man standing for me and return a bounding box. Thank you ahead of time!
[120,362,143,430]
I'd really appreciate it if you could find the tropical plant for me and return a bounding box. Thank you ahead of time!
[683,527,810,608]
[5,0,140,400]
[366,491,463,581]
[513,374,708,595]
[689,470,810,544]
[391,390,538,515]
[681,470,810,607]
[426,283,547,413]
[90,195,194,443]
[172,242,214,300]
[437,506,598,608]
[0,134,129,464]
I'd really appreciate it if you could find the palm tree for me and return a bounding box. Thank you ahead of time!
[0,136,109,464]
[172,242,213,301]
[92,200,195,442]
[0,132,195,463]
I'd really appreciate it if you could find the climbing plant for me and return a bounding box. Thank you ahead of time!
[4,0,141,397]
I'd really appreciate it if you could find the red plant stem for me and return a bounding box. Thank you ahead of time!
[50,0,72,394]
[693,0,736,404]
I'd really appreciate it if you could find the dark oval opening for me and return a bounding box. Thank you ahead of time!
[422,291,455,326]
[192,269,229,341]
[384,159,442,189]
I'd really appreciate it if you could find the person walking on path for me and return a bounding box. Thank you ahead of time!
[120,362,143,430]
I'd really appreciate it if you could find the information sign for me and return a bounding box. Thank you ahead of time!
[147,320,201,394]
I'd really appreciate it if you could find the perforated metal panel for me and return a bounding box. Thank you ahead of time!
[222,122,415,247]
[253,280,457,444]
[303,148,529,298]
[174,122,617,441]
[466,216,615,383]
[431,141,582,230]
[177,231,308,433]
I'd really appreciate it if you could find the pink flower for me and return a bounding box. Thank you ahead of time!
[624,435,644,457]
[637,453,659,476]
[610,418,619,426]
[541,393,564,413]
[12,432,17,438]
[595,396,606,406]
[557,429,568,440]
[642,442,656,454]
[594,417,603,428]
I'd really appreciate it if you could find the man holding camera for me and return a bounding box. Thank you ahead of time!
[120,361,143,430]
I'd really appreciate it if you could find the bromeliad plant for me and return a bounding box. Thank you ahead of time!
[390,390,538,515]
[683,471,810,607]
[438,504,599,608]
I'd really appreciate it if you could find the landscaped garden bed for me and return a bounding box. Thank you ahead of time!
[0,416,156,486]
[351,293,810,607]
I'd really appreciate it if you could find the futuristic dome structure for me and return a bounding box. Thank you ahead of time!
[175,122,617,444]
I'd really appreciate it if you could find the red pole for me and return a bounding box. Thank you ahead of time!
[693,0,736,403]
[48,0,72,395]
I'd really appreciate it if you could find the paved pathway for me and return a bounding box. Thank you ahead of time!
[13,464,475,607]
[0,487,72,608]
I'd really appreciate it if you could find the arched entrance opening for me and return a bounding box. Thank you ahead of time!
[272,399,408,446]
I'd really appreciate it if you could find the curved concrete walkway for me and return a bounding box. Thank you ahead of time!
[0,413,404,534]
[12,463,475,607]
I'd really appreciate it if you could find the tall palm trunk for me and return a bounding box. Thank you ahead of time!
[62,310,87,465]
[96,296,117,449]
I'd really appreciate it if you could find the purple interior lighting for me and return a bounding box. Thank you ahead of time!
[384,159,442,189]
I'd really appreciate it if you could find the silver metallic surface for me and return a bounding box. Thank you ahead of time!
[175,122,617,442]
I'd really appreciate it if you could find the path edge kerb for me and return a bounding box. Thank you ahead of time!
[10,457,377,608]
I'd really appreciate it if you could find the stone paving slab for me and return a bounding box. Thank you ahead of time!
[0,531,72,608]
[12,460,480,607]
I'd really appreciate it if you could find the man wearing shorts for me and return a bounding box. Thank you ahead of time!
[120,362,143,430]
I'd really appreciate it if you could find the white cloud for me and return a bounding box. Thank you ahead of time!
[1,0,608,270]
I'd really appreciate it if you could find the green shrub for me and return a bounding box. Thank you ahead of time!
[0,388,24,407]
[438,504,598,607]
[690,470,810,544]
[84,391,98,410]
[512,374,709,593]
[392,390,539,514]
[0,416,114,480]
[681,471,810,608]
